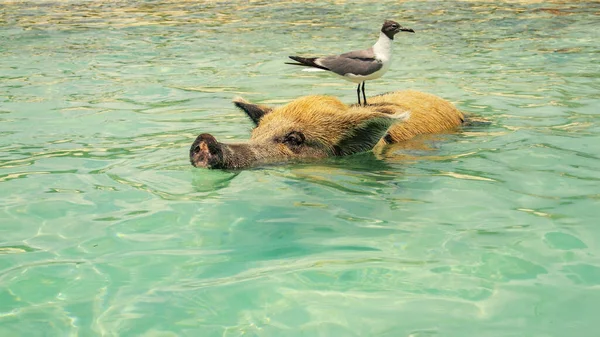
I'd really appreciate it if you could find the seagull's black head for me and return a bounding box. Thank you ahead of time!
[381,20,415,40]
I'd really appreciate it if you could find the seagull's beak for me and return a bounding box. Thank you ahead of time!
[399,26,415,33]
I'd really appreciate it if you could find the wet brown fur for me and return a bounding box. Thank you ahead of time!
[251,95,407,152]
[367,90,465,146]
[252,90,464,150]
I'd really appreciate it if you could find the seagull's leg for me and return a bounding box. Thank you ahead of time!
[356,84,362,105]
[361,82,367,106]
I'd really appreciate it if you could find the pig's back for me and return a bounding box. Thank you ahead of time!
[370,90,465,143]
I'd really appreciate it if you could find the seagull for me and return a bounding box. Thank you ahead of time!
[286,20,415,106]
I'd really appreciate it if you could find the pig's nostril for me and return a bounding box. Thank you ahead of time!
[191,134,219,155]
[190,133,225,169]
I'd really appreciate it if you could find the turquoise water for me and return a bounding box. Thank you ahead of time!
[1,0,599,335]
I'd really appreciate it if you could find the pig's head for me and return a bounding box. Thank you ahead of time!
[189,95,410,169]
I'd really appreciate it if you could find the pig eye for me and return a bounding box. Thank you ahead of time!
[282,131,305,147]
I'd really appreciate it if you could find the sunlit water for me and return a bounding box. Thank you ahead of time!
[1,1,599,336]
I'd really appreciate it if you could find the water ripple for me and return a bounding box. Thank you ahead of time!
[1,1,599,336]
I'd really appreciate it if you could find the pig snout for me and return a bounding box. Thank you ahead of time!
[189,133,224,169]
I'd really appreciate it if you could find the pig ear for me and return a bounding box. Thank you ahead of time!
[232,97,273,125]
[334,111,410,156]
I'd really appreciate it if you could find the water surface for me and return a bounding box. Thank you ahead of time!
[1,1,599,336]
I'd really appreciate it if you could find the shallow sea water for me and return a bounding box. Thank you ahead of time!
[1,0,600,336]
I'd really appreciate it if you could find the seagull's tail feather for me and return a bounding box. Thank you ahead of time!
[285,56,330,71]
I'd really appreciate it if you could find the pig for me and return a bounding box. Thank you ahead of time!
[189,90,465,169]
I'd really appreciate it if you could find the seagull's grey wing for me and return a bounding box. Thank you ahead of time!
[317,56,382,76]
[339,48,376,60]
[316,48,382,76]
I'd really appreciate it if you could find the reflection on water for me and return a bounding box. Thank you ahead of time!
[1,1,599,336]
